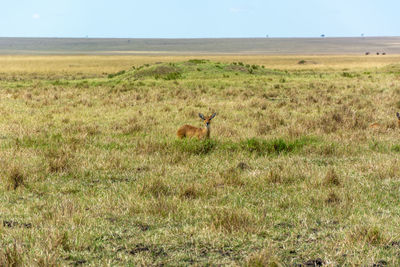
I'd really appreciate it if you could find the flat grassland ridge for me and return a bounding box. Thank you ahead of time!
[1,55,400,265]
[1,36,400,54]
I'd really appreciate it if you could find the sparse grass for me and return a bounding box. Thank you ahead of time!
[1,55,400,265]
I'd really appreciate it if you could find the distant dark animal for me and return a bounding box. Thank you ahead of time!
[382,52,386,55]
[397,112,400,128]
[369,113,400,129]
[365,52,370,55]
[376,52,380,55]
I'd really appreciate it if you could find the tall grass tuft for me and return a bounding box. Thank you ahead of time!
[0,242,24,266]
[6,165,25,190]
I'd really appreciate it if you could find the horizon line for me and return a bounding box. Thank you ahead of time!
[1,35,400,39]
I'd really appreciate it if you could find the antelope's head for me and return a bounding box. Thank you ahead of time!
[199,113,217,128]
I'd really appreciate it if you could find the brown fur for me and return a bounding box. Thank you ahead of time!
[369,122,381,129]
[369,113,400,129]
[177,113,216,139]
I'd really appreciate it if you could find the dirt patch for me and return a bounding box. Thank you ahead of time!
[180,185,201,199]
[237,162,250,170]
[325,192,341,204]
[136,166,149,172]
[73,259,87,266]
[64,256,87,266]
[128,243,167,257]
[3,220,32,229]
[129,244,150,255]
[135,222,150,231]
[302,258,324,266]
[373,260,388,267]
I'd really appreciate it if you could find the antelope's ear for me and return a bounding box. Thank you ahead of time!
[210,113,217,120]
[397,112,400,119]
[199,113,205,120]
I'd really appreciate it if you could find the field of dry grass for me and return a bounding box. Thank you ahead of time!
[1,55,400,266]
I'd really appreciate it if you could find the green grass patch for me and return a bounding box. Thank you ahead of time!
[238,136,317,155]
[170,138,217,155]
[391,144,400,152]
[168,136,317,156]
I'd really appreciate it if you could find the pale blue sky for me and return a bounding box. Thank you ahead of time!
[1,0,399,38]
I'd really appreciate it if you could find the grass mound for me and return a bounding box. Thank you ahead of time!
[110,60,283,81]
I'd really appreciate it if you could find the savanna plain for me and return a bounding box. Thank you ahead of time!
[2,54,400,266]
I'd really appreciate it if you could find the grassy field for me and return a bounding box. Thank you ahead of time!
[1,55,400,266]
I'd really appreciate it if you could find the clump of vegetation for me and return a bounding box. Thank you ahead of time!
[392,144,400,152]
[171,138,217,155]
[325,191,341,204]
[179,183,203,199]
[133,65,182,80]
[219,167,245,187]
[348,225,386,246]
[324,168,340,186]
[5,165,25,190]
[107,70,126,78]
[141,178,171,198]
[239,137,315,155]
[245,249,281,267]
[45,147,75,173]
[187,59,209,64]
[0,242,24,266]
[342,72,355,78]
[210,208,255,233]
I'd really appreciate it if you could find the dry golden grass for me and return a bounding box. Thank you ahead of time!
[1,54,400,78]
[1,55,400,265]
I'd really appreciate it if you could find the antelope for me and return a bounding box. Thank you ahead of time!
[177,113,217,139]
[369,113,400,129]
[369,122,381,129]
